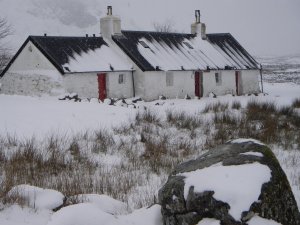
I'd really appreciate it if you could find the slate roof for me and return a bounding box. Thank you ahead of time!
[1,36,132,76]
[1,31,259,77]
[112,31,259,71]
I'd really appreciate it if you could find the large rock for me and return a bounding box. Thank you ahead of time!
[158,139,300,225]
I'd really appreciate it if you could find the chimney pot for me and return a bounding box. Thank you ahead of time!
[107,6,112,15]
[93,34,96,37]
[201,23,207,40]
[44,33,47,36]
[86,34,88,37]
[195,10,200,23]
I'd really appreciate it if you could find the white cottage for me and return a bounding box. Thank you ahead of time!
[0,7,261,101]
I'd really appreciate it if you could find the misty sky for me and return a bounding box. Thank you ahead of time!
[0,0,299,57]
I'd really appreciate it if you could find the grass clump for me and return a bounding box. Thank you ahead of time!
[231,101,241,110]
[202,101,229,113]
[166,111,201,130]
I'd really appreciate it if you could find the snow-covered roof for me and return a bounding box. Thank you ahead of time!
[1,36,133,76]
[112,31,259,71]
[1,31,259,77]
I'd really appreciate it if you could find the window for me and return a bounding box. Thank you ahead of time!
[183,41,194,49]
[215,72,222,86]
[166,71,174,86]
[118,74,125,84]
[139,40,150,48]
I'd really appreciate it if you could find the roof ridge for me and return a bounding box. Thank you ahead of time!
[120,30,193,36]
[29,35,103,39]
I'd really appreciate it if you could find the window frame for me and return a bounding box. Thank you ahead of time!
[166,71,174,87]
[118,74,125,84]
[215,72,222,86]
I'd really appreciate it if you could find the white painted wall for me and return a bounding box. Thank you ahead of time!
[0,72,63,96]
[139,69,260,101]
[0,41,64,96]
[63,73,98,98]
[202,70,260,96]
[64,71,133,99]
[240,70,260,94]
[106,71,133,99]
[8,41,59,72]
[132,67,145,98]
[203,70,236,96]
[142,70,195,101]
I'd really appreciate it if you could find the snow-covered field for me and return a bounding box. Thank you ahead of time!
[0,82,299,140]
[0,68,300,224]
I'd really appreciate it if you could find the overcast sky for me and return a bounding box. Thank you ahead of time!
[0,0,299,57]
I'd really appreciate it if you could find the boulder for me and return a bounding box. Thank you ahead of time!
[158,139,300,225]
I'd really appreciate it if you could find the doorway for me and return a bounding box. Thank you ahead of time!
[97,73,106,101]
[235,71,242,96]
[195,71,203,98]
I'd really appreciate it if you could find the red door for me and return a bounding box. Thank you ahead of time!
[195,71,203,98]
[235,71,241,96]
[97,73,106,101]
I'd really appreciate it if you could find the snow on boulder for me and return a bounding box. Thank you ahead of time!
[47,203,115,225]
[180,162,271,221]
[247,215,282,225]
[115,99,128,107]
[8,184,64,210]
[103,98,112,105]
[158,140,300,225]
[197,218,220,225]
[75,194,128,215]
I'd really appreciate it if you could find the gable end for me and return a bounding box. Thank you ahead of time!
[0,37,64,78]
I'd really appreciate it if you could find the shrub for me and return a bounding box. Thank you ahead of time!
[246,100,276,120]
[292,98,300,108]
[278,106,295,117]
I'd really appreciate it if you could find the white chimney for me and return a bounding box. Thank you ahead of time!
[191,10,207,40]
[100,6,121,39]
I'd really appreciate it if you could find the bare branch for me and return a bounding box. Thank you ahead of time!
[0,17,12,53]
[0,18,12,72]
[0,17,11,40]
[0,52,11,73]
[153,20,176,33]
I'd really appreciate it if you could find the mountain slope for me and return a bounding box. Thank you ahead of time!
[0,0,300,57]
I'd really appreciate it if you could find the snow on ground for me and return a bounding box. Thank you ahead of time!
[0,82,298,140]
[0,94,136,140]
[76,194,128,215]
[8,185,64,210]
[0,81,299,225]
[0,197,162,225]
[0,205,52,225]
[46,203,116,225]
[179,162,271,221]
